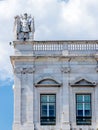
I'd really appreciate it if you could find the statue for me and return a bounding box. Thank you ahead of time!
[14,13,35,41]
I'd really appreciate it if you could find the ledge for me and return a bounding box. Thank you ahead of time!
[34,84,61,87]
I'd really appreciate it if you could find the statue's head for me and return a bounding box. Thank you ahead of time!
[24,13,27,19]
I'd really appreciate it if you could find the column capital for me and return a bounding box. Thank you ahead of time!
[14,67,35,74]
[61,67,71,73]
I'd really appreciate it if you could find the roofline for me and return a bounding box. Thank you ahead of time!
[13,40,98,43]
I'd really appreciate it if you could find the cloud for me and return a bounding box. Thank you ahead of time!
[57,0,98,39]
[0,42,13,81]
[0,0,98,84]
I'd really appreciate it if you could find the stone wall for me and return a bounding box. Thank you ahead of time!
[11,40,98,130]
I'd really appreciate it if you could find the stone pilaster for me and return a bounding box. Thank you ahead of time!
[61,66,71,130]
[21,67,35,128]
[13,68,22,130]
[95,62,98,128]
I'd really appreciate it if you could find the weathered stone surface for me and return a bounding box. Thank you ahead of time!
[10,40,98,130]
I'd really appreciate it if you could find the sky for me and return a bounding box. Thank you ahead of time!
[0,0,98,130]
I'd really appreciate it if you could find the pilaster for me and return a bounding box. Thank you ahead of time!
[13,68,22,130]
[61,65,71,130]
[21,67,35,129]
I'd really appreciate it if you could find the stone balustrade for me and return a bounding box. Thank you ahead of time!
[14,40,98,56]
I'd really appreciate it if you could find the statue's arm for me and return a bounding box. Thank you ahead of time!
[30,17,35,33]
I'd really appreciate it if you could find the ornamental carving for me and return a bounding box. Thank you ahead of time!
[61,67,71,73]
[14,67,35,74]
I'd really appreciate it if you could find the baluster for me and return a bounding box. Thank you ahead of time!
[43,43,44,51]
[38,44,39,50]
[36,43,38,50]
[58,43,59,50]
[56,43,57,51]
[52,43,54,50]
[51,43,52,51]
[45,43,46,50]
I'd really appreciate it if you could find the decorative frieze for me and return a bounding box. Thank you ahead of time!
[14,67,35,74]
[61,67,71,73]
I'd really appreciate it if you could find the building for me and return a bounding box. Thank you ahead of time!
[10,14,98,130]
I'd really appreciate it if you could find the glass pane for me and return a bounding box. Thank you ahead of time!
[84,95,90,102]
[41,95,47,102]
[77,110,83,116]
[49,103,55,109]
[85,110,91,116]
[77,103,83,110]
[85,103,90,110]
[49,110,55,116]
[49,95,55,102]
[41,110,47,116]
[77,95,83,102]
[41,103,47,109]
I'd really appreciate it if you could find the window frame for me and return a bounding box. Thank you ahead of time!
[76,93,92,125]
[40,94,56,125]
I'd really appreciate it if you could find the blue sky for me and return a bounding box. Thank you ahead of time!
[0,0,98,130]
[0,81,13,130]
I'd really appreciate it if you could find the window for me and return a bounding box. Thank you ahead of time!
[40,94,56,125]
[76,94,91,125]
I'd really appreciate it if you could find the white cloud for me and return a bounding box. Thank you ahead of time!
[0,42,13,81]
[0,0,98,83]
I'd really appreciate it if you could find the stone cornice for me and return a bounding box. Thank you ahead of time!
[13,40,98,44]
[10,56,36,68]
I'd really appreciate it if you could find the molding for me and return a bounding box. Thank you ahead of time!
[13,40,98,44]
[35,84,61,87]
[61,67,71,73]
[10,56,36,68]
[35,78,62,87]
[70,77,96,87]
[14,67,35,74]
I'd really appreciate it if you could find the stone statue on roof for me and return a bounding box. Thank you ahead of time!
[14,13,35,41]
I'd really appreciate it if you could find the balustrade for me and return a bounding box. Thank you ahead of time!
[15,41,98,56]
[32,41,98,56]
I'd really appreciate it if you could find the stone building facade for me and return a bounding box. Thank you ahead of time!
[10,40,98,130]
[10,14,98,130]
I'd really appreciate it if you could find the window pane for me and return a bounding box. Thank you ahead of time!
[41,103,47,109]
[84,95,90,102]
[77,110,83,116]
[77,103,83,110]
[85,110,91,116]
[77,95,83,102]
[49,95,55,102]
[85,103,90,110]
[41,95,47,102]
[49,110,55,116]
[41,110,47,116]
[49,103,55,109]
